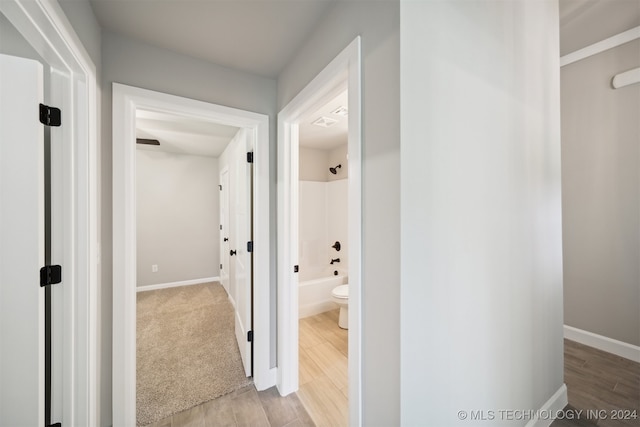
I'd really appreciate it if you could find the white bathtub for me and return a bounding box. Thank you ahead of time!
[298,268,347,318]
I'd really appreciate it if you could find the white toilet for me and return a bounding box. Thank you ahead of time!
[331,284,349,329]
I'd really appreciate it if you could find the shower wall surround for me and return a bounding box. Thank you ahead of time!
[299,144,349,279]
[299,180,348,278]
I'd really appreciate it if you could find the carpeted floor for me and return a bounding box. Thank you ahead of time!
[136,282,253,426]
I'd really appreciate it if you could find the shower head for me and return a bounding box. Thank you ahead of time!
[329,164,342,175]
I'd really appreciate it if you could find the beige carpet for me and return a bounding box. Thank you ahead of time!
[136,282,252,426]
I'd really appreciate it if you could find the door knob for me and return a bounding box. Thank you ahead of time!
[230,250,237,256]
[224,237,229,242]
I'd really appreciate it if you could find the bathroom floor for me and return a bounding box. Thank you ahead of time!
[297,309,349,427]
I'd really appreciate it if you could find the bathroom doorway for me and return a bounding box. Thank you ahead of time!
[277,37,362,426]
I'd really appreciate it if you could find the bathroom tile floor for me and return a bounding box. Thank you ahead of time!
[297,309,349,427]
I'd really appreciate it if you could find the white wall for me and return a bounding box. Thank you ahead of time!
[278,3,400,423]
[136,150,219,287]
[561,40,640,346]
[401,1,564,425]
[299,147,328,181]
[102,32,277,426]
[299,181,328,276]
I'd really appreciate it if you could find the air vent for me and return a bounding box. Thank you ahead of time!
[332,106,348,117]
[312,116,338,128]
[136,138,160,146]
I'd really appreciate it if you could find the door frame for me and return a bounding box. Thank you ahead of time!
[0,0,98,425]
[112,83,272,426]
[277,37,362,426]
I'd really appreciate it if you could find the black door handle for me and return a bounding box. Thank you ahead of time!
[230,250,237,256]
[224,237,229,242]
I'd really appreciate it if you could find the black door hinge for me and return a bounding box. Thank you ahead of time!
[40,265,62,287]
[247,331,253,342]
[247,241,253,252]
[220,264,222,270]
[39,104,61,127]
[247,152,254,163]
[219,184,222,191]
[294,265,299,273]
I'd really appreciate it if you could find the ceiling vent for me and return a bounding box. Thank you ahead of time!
[312,116,338,128]
[332,106,348,117]
[136,138,160,146]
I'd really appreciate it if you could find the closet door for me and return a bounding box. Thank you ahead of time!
[0,53,45,427]
[231,129,253,377]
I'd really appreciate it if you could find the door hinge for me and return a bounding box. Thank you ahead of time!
[220,264,222,270]
[247,331,253,342]
[220,224,222,230]
[39,103,61,127]
[40,265,62,287]
[219,184,222,190]
[247,152,254,163]
[247,241,253,252]
[294,265,299,273]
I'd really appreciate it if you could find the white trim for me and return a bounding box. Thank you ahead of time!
[560,26,640,67]
[277,37,362,427]
[113,84,272,426]
[0,1,98,425]
[612,67,640,89]
[136,277,220,292]
[564,325,640,362]
[523,384,568,427]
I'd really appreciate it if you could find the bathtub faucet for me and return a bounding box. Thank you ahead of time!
[330,258,341,265]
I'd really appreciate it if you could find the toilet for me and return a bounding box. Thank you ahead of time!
[331,284,349,329]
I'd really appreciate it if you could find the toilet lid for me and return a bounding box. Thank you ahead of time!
[332,284,349,298]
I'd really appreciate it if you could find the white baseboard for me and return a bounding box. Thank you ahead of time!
[524,384,568,427]
[136,276,220,292]
[564,325,640,363]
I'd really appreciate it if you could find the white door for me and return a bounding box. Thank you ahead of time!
[0,53,45,426]
[219,167,230,294]
[232,130,253,377]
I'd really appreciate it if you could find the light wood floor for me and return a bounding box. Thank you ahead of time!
[144,384,314,427]
[297,309,349,427]
[552,339,640,427]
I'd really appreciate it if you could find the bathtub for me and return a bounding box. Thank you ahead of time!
[298,268,348,318]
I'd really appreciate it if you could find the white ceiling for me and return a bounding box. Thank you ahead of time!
[135,109,239,157]
[299,90,348,150]
[89,0,336,78]
[99,1,636,156]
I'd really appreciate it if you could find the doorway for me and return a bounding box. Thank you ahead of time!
[277,37,362,426]
[112,84,272,425]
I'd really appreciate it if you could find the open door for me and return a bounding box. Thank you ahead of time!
[231,129,253,377]
[0,53,45,426]
[220,167,230,295]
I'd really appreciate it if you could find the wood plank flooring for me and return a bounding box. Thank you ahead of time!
[297,309,349,427]
[551,339,640,427]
